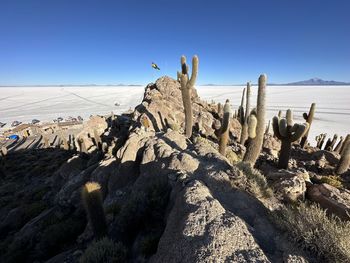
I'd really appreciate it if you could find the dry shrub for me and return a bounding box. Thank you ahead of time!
[236,162,273,198]
[320,175,343,189]
[80,237,127,263]
[274,202,350,262]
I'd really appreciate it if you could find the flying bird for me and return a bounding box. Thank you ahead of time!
[151,62,160,70]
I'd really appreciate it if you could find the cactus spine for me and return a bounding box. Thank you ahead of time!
[81,182,107,239]
[300,103,316,148]
[219,100,231,155]
[178,55,198,138]
[272,109,309,169]
[243,74,266,166]
[239,82,251,145]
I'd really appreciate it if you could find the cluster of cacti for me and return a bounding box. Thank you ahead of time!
[300,103,316,148]
[243,74,267,166]
[177,55,198,138]
[81,182,107,239]
[336,141,350,175]
[219,100,231,155]
[324,134,338,151]
[238,82,251,145]
[272,109,309,169]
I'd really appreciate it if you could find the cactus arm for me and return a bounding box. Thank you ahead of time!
[278,118,287,137]
[300,103,316,148]
[290,123,309,142]
[248,114,257,139]
[272,116,282,139]
[188,55,198,87]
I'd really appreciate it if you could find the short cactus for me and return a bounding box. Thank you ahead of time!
[219,100,231,155]
[336,142,350,175]
[243,74,267,166]
[177,55,198,138]
[300,103,316,148]
[316,133,327,149]
[140,115,150,131]
[239,82,251,145]
[81,182,107,239]
[272,109,309,169]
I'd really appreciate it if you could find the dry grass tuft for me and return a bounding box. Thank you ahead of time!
[319,175,343,189]
[273,202,350,262]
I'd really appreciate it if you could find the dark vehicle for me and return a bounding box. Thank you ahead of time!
[57,117,63,122]
[11,121,22,127]
[115,102,120,106]
[32,119,40,124]
[0,122,6,128]
[77,116,83,122]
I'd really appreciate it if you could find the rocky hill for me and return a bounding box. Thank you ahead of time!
[1,67,350,262]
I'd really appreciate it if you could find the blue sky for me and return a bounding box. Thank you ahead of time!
[0,0,349,85]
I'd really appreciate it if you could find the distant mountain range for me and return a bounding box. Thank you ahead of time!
[284,78,350,86]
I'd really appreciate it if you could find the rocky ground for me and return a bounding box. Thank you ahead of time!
[0,76,349,263]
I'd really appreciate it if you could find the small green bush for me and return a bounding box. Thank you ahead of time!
[274,202,350,262]
[80,237,127,263]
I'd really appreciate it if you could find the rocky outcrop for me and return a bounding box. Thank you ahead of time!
[133,76,241,139]
[151,180,269,263]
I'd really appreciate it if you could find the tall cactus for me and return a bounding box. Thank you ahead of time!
[239,82,251,145]
[81,182,107,239]
[334,136,344,153]
[272,109,309,169]
[336,142,350,175]
[219,100,231,155]
[300,103,316,148]
[243,74,267,166]
[340,134,350,155]
[177,55,198,138]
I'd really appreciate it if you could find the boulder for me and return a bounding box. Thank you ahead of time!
[267,169,310,203]
[307,183,350,220]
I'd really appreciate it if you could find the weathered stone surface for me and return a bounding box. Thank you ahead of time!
[268,169,310,202]
[150,180,270,263]
[307,183,350,220]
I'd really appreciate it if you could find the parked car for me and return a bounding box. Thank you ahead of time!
[11,121,22,127]
[32,119,40,124]
[0,122,6,128]
[115,102,121,106]
[77,116,83,122]
[57,117,63,122]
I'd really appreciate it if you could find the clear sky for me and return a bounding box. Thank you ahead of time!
[1,0,349,85]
